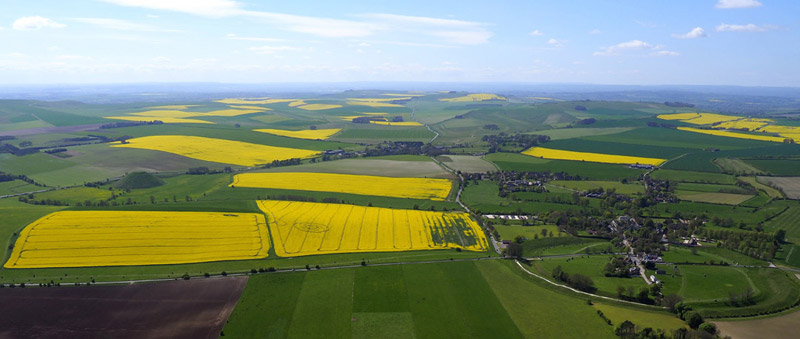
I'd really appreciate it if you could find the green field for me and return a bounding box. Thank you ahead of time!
[757,176,800,199]
[0,180,40,196]
[224,261,523,338]
[436,155,496,173]
[675,191,755,205]
[715,158,766,175]
[3,95,800,335]
[486,152,645,181]
[534,255,649,298]
[494,224,563,241]
[550,180,644,195]
[764,204,800,243]
[650,169,735,184]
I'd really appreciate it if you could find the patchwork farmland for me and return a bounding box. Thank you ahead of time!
[1,91,800,338]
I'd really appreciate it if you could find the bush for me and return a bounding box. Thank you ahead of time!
[699,322,717,335]
[686,311,704,329]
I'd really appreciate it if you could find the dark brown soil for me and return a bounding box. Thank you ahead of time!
[0,276,248,339]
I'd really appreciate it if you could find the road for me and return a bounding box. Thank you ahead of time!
[624,238,653,285]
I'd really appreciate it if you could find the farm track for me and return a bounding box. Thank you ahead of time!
[430,155,499,254]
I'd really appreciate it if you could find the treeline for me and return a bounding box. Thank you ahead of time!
[362,141,447,157]
[352,116,404,124]
[100,120,163,129]
[482,133,550,153]
[698,228,782,260]
[0,171,44,187]
[0,134,132,157]
[186,166,234,174]
[552,265,596,293]
[664,101,695,108]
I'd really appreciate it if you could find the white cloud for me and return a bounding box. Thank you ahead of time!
[98,0,241,17]
[529,29,543,36]
[546,38,565,47]
[715,0,762,9]
[249,45,302,54]
[12,16,66,30]
[99,0,492,44]
[359,13,492,45]
[73,18,180,32]
[650,50,680,57]
[716,23,769,32]
[672,27,707,39]
[225,33,284,42]
[594,40,677,57]
[588,29,601,35]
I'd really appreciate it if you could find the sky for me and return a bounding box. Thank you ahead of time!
[0,0,798,86]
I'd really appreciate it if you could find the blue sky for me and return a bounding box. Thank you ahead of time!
[0,0,797,85]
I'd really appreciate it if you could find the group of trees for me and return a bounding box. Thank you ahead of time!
[552,265,597,293]
[697,228,782,260]
[482,133,550,153]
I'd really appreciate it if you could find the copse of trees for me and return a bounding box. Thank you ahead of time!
[482,133,550,153]
[552,265,597,293]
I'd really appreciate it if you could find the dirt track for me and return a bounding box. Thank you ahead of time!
[0,276,248,339]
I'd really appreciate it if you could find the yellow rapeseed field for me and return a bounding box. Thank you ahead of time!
[253,128,341,140]
[347,101,405,108]
[656,112,740,125]
[522,147,665,166]
[714,119,770,131]
[130,110,199,118]
[198,109,265,117]
[147,105,200,110]
[4,211,270,268]
[288,100,306,107]
[257,200,488,257]
[656,112,700,120]
[110,108,264,124]
[370,121,423,126]
[296,103,343,110]
[683,113,742,125]
[677,127,787,143]
[348,97,413,102]
[111,135,320,166]
[105,116,214,124]
[215,98,298,105]
[228,105,272,110]
[232,172,452,200]
[439,93,506,102]
[757,125,800,142]
[382,93,424,97]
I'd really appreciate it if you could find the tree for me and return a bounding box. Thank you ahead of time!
[649,283,662,296]
[614,320,636,338]
[149,195,155,204]
[514,235,525,244]
[774,229,786,243]
[636,286,651,303]
[685,311,704,329]
[506,242,523,258]
[617,285,626,298]
[662,294,683,312]
[699,322,717,335]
